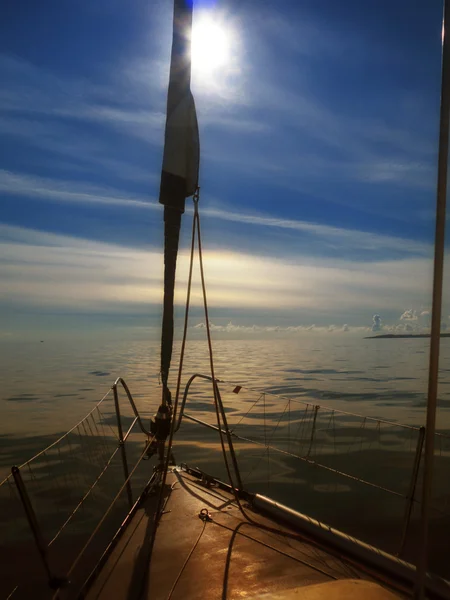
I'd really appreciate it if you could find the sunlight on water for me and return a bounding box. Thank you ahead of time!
[2,335,450,468]
[2,334,450,590]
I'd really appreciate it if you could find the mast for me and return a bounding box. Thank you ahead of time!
[158,0,199,407]
[415,1,450,596]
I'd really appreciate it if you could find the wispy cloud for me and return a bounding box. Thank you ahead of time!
[0,169,431,259]
[0,43,435,200]
[0,114,158,185]
[0,170,155,209]
[193,321,370,334]
[192,7,438,198]
[202,205,431,256]
[225,78,436,193]
[0,223,440,323]
[0,52,252,145]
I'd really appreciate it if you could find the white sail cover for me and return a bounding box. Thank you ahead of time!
[159,0,199,213]
[159,91,199,211]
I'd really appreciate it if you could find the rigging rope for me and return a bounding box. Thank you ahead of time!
[148,188,245,562]
[166,510,209,599]
[151,194,314,539]
[187,202,405,574]
[149,192,370,597]
[160,206,182,407]
[145,188,200,580]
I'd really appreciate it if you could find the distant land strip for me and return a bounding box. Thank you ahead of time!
[365,333,450,339]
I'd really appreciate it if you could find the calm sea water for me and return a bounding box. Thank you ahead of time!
[2,334,450,593]
[2,335,450,446]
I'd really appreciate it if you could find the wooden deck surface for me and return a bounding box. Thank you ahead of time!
[86,468,401,600]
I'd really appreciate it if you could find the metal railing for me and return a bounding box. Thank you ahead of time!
[174,374,450,569]
[4,373,450,596]
[1,378,154,599]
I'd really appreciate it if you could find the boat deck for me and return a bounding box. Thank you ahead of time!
[85,467,402,600]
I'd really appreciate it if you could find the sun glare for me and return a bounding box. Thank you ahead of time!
[191,14,231,79]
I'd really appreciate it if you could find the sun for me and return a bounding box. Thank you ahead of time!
[191,13,231,79]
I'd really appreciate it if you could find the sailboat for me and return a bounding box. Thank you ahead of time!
[2,0,450,598]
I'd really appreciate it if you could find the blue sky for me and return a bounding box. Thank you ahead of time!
[0,0,447,338]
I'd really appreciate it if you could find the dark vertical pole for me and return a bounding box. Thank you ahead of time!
[215,384,244,490]
[415,2,450,596]
[160,208,182,406]
[11,466,55,584]
[113,385,133,509]
[306,405,319,458]
[159,0,195,405]
[398,426,425,556]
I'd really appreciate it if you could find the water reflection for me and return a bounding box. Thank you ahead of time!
[3,336,449,444]
[1,336,450,593]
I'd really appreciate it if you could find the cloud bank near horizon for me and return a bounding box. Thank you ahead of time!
[0,222,444,336]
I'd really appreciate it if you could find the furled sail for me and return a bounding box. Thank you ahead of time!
[159,0,199,403]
